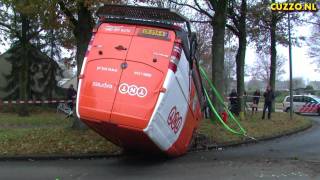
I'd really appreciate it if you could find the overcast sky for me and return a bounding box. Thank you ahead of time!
[0,4,319,83]
[245,13,319,82]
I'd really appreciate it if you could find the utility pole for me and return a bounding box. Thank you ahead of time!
[288,12,293,120]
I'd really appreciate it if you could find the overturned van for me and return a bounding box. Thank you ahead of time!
[76,5,206,156]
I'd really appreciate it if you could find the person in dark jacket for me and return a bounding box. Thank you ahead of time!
[252,89,260,114]
[229,89,239,116]
[67,84,77,110]
[262,85,275,119]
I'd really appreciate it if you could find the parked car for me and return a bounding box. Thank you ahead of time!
[283,95,320,115]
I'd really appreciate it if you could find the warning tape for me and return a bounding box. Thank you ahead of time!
[227,95,261,99]
[0,99,74,104]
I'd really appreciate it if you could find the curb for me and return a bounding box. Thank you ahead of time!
[196,121,313,151]
[0,152,122,161]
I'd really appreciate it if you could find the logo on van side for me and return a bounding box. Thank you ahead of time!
[119,83,148,98]
[167,106,183,134]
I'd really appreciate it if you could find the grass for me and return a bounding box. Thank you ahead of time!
[0,128,119,156]
[0,112,71,128]
[199,112,312,145]
[245,102,283,110]
[0,111,312,156]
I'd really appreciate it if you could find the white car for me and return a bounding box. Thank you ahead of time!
[283,95,320,115]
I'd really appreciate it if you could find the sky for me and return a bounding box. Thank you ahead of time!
[245,14,319,82]
[0,3,319,83]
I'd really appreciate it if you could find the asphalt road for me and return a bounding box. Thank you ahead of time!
[1,116,320,180]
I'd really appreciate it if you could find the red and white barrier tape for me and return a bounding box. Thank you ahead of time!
[227,95,261,99]
[0,100,74,104]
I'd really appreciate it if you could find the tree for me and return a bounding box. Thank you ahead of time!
[249,53,286,84]
[0,0,62,116]
[246,79,264,91]
[307,12,320,71]
[224,45,237,94]
[305,85,314,91]
[192,15,213,62]
[57,0,124,129]
[292,77,305,89]
[247,0,300,111]
[248,0,284,88]
[168,0,229,113]
[226,0,247,118]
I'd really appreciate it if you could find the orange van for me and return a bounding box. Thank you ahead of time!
[76,5,205,156]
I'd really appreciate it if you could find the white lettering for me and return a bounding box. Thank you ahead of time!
[92,81,113,89]
[133,71,152,78]
[105,26,131,33]
[96,66,118,73]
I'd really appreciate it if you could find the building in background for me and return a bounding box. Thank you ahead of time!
[0,44,64,100]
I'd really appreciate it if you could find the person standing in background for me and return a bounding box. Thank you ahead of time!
[262,85,275,119]
[229,89,239,116]
[252,89,260,114]
[67,84,77,110]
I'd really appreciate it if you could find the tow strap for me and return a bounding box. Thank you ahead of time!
[199,65,255,140]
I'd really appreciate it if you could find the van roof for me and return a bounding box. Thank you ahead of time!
[96,5,191,33]
[97,4,188,23]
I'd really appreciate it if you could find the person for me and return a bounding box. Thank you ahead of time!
[67,84,77,110]
[262,85,275,119]
[229,89,239,116]
[243,90,249,112]
[252,89,260,114]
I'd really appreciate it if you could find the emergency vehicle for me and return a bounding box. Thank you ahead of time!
[76,5,206,156]
[283,95,320,115]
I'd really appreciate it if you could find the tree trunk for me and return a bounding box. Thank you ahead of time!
[211,0,228,113]
[270,0,277,112]
[236,36,246,118]
[71,2,94,129]
[18,14,30,116]
[236,0,247,119]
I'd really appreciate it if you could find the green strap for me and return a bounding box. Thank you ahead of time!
[199,65,246,136]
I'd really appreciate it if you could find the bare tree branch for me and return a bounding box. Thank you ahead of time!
[226,24,239,36]
[0,27,10,33]
[0,21,21,40]
[58,1,78,27]
[168,0,213,19]
[27,28,44,41]
[194,0,213,18]
[190,20,211,23]
[208,0,218,11]
[0,22,12,31]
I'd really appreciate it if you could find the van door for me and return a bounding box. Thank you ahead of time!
[78,23,136,122]
[110,26,176,129]
[293,96,303,112]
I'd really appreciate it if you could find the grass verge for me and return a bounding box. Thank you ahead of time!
[0,128,119,156]
[0,112,313,156]
[0,112,71,128]
[199,112,312,145]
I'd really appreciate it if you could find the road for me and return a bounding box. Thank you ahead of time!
[1,116,320,180]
